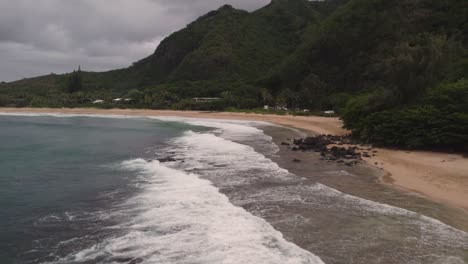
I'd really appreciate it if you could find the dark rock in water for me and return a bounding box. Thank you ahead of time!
[293,138,303,145]
[294,135,331,152]
[157,156,177,163]
[293,158,301,163]
[292,134,363,165]
[281,142,291,146]
[292,147,299,151]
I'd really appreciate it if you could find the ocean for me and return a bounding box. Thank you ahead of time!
[0,114,467,264]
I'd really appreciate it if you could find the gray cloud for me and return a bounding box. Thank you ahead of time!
[0,0,269,82]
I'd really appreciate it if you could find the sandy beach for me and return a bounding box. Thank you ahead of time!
[1,107,467,210]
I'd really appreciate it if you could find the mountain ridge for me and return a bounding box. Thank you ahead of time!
[1,0,466,150]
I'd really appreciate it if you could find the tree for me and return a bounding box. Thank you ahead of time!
[0,94,9,106]
[67,66,83,93]
[126,89,144,104]
[277,88,299,108]
[221,91,239,108]
[259,88,274,106]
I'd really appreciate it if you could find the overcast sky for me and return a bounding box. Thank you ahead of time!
[0,0,270,82]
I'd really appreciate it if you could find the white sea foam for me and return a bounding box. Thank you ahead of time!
[0,112,281,154]
[163,130,294,187]
[311,184,468,248]
[38,116,323,263]
[0,112,142,120]
[245,183,468,249]
[48,159,323,264]
[7,112,468,262]
[149,116,281,155]
[145,122,467,261]
[2,112,286,156]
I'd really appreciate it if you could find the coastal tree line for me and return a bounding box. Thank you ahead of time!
[0,0,467,152]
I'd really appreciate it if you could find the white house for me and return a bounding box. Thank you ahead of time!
[92,99,104,104]
[112,98,123,103]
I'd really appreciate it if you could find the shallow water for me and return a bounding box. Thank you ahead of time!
[263,126,468,264]
[0,115,197,263]
[1,114,467,264]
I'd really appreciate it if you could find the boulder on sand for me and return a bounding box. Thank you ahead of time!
[293,134,362,165]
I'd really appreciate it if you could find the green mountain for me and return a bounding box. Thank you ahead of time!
[269,0,467,103]
[1,0,466,150]
[0,1,324,92]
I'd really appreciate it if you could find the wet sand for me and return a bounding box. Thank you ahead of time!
[1,107,468,211]
[263,126,468,232]
[363,149,468,210]
[1,108,467,263]
[253,125,468,263]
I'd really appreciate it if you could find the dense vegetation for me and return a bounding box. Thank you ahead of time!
[0,0,467,151]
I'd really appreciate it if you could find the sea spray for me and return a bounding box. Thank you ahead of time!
[48,159,324,264]
[2,113,467,264]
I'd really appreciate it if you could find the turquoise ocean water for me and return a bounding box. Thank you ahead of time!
[0,115,324,264]
[0,115,199,263]
[1,114,467,264]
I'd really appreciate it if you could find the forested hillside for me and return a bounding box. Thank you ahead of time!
[264,0,468,150]
[0,0,326,103]
[1,0,466,150]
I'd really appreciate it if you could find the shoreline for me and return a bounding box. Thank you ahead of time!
[263,125,468,232]
[1,107,467,211]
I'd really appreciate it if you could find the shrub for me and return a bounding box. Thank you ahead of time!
[359,106,468,151]
[0,95,9,106]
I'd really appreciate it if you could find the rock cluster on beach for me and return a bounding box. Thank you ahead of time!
[288,135,377,167]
